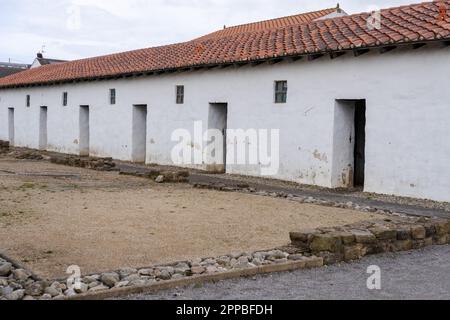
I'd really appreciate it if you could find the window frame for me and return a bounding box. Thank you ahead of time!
[62,92,68,106]
[176,85,184,104]
[274,80,288,104]
[109,88,116,105]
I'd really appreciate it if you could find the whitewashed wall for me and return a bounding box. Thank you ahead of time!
[0,44,449,202]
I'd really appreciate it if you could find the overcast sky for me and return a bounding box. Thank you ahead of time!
[0,0,419,64]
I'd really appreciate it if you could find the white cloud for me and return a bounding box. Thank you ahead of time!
[0,0,419,64]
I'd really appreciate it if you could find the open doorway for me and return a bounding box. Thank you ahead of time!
[353,100,366,187]
[132,104,148,163]
[332,99,366,189]
[207,103,228,173]
[8,108,14,145]
[39,106,48,150]
[79,106,90,156]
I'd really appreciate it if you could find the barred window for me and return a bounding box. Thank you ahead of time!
[110,89,116,105]
[62,92,68,106]
[274,81,288,104]
[176,85,184,104]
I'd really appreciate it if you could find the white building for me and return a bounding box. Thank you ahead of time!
[1,2,449,202]
[30,53,67,69]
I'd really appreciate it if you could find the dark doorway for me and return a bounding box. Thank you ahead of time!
[79,106,90,156]
[132,104,148,163]
[353,101,366,187]
[39,106,48,150]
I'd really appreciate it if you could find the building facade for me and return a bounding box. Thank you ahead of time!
[1,2,449,202]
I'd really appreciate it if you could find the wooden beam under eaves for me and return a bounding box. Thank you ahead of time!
[250,61,265,67]
[412,43,426,49]
[353,48,370,57]
[285,56,302,63]
[329,51,346,59]
[307,53,323,61]
[379,46,397,54]
[219,64,232,69]
[268,58,283,65]
[233,62,247,68]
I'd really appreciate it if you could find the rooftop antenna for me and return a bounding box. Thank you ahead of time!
[40,44,46,55]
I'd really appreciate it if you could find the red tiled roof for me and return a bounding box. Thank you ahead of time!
[0,1,449,89]
[194,7,338,40]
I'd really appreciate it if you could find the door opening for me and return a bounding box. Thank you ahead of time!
[207,103,228,173]
[79,106,90,156]
[132,105,148,163]
[332,99,366,189]
[39,106,48,150]
[353,101,366,187]
[8,108,14,145]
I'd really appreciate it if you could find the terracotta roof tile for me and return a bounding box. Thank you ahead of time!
[0,1,449,89]
[194,8,338,41]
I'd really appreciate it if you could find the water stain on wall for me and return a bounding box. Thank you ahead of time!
[313,150,328,163]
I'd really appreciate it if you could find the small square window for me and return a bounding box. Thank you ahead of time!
[274,81,288,104]
[176,85,184,104]
[110,89,116,105]
[26,95,30,107]
[62,92,68,106]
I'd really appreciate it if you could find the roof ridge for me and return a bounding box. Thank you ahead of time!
[316,0,442,23]
[37,57,67,62]
[194,7,338,41]
[222,7,337,31]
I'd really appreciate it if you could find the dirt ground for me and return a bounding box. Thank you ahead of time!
[0,158,382,279]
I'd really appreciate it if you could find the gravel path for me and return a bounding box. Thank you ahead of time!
[123,245,450,300]
[190,175,450,218]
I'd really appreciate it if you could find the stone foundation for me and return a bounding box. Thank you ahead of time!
[290,216,450,264]
[49,154,116,171]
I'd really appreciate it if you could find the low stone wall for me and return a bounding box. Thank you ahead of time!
[1,145,190,182]
[290,216,450,265]
[49,154,116,171]
[0,140,10,153]
[119,169,190,183]
[7,149,44,160]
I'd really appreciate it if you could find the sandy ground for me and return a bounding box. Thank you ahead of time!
[0,158,382,279]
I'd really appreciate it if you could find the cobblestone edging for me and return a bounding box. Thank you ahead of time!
[0,249,323,300]
[290,216,450,265]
